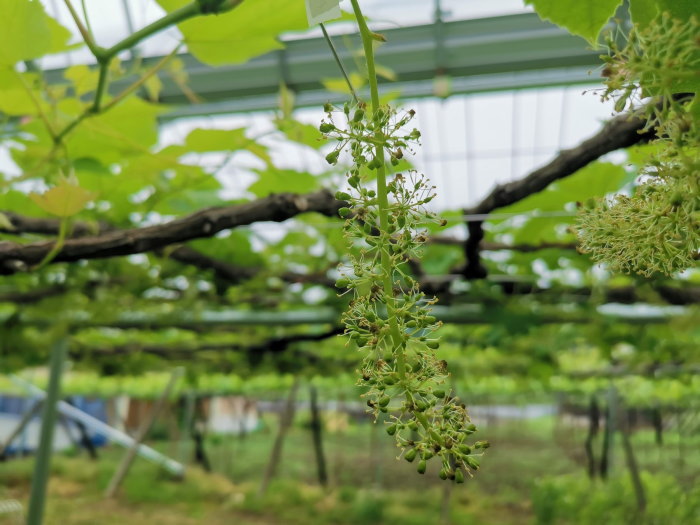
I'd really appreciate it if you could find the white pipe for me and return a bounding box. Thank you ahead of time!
[9,376,184,477]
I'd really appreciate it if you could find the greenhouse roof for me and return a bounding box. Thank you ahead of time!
[39,2,604,117]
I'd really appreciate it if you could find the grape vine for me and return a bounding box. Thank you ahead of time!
[319,0,488,482]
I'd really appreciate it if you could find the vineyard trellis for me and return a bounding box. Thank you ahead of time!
[0,0,697,523]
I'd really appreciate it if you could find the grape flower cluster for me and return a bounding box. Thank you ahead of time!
[576,13,699,277]
[320,101,488,482]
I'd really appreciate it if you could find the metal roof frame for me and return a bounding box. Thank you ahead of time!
[42,13,604,119]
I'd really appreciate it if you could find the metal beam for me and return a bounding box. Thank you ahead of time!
[1,303,684,329]
[42,13,603,119]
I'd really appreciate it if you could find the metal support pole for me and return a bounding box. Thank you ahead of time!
[27,338,68,525]
[178,392,195,464]
[259,378,299,496]
[104,368,184,498]
[600,385,618,479]
[0,400,43,459]
[620,403,647,513]
[309,385,328,487]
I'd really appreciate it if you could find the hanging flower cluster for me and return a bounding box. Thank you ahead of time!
[577,13,699,276]
[321,101,488,482]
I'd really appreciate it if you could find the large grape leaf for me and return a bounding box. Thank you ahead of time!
[75,157,161,202]
[629,0,658,27]
[554,162,627,200]
[153,189,225,215]
[275,119,325,150]
[29,177,97,218]
[630,0,699,28]
[182,128,271,164]
[658,0,698,19]
[185,128,248,151]
[148,163,223,215]
[0,0,71,65]
[512,215,569,244]
[525,0,623,44]
[498,162,627,215]
[157,0,308,66]
[422,244,464,275]
[248,167,317,197]
[495,162,627,244]
[64,65,101,97]
[0,71,43,116]
[190,230,263,269]
[63,97,165,165]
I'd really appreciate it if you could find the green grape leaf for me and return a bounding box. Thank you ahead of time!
[248,168,318,197]
[280,230,318,250]
[631,0,699,28]
[63,97,165,165]
[191,230,263,268]
[0,0,71,64]
[143,73,163,102]
[374,63,397,82]
[0,190,35,214]
[512,215,569,244]
[422,244,464,275]
[275,118,324,149]
[0,71,44,116]
[46,13,73,55]
[322,72,366,94]
[660,0,699,20]
[157,0,308,66]
[555,162,627,199]
[154,189,225,215]
[499,162,627,215]
[75,157,155,204]
[29,177,97,218]
[148,163,222,215]
[496,163,626,243]
[525,0,623,44]
[167,181,223,216]
[124,153,187,186]
[185,127,246,150]
[629,0,659,27]
[64,65,100,97]
[182,128,271,164]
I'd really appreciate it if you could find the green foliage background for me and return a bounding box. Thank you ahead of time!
[0,0,696,425]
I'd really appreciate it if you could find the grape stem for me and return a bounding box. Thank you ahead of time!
[349,0,406,381]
